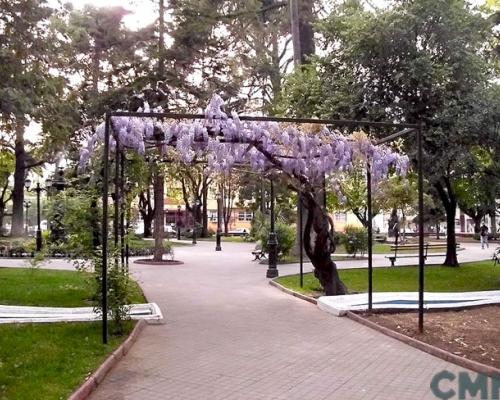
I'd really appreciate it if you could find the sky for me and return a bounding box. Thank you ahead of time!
[60,0,158,30]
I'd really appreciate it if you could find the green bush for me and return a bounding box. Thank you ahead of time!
[250,210,266,241]
[256,220,296,257]
[341,225,368,257]
[89,252,131,335]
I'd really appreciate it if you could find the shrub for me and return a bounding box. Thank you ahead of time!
[250,210,266,241]
[89,252,131,335]
[341,225,368,257]
[256,220,296,257]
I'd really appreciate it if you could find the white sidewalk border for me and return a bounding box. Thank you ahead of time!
[318,290,500,316]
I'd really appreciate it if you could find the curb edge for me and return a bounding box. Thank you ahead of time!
[68,318,147,400]
[268,279,317,305]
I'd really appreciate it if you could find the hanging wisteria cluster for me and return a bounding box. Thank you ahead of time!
[79,94,410,185]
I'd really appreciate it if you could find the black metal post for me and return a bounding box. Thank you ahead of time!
[125,210,130,272]
[177,206,182,240]
[299,192,304,288]
[260,178,265,214]
[215,195,222,251]
[101,113,111,344]
[24,201,31,235]
[367,163,373,311]
[35,184,42,251]
[418,125,425,333]
[114,136,120,249]
[120,152,125,269]
[266,179,278,278]
[192,204,197,245]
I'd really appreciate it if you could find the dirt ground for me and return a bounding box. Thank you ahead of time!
[364,306,500,369]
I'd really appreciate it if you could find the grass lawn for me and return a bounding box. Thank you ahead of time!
[0,267,144,307]
[198,236,255,243]
[276,260,500,297]
[0,322,134,400]
[0,267,145,400]
[335,242,391,254]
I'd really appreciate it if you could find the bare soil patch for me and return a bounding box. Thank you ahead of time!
[364,306,500,369]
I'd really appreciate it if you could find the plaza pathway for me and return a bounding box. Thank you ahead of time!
[86,241,481,400]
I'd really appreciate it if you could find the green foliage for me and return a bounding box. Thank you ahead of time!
[454,145,499,226]
[255,219,296,257]
[277,64,324,117]
[340,224,368,257]
[90,253,132,335]
[378,174,418,214]
[0,150,14,184]
[45,187,135,333]
[0,1,79,160]
[45,187,100,257]
[327,163,383,228]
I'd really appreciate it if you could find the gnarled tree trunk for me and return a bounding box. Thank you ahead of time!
[303,193,347,295]
[138,189,154,238]
[435,179,459,267]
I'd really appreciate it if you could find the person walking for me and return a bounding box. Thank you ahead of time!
[480,223,489,249]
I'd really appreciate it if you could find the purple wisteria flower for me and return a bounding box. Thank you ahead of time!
[78,94,410,185]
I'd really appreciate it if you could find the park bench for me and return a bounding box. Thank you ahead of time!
[385,242,458,267]
[251,246,283,262]
[252,249,267,261]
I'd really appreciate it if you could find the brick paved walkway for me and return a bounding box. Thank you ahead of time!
[89,241,470,400]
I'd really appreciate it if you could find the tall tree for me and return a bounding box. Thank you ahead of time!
[282,0,498,266]
[0,0,77,236]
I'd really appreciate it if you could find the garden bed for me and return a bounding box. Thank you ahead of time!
[362,306,500,370]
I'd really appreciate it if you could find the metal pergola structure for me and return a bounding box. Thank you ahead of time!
[100,110,424,344]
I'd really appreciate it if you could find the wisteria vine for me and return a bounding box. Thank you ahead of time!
[78,94,410,187]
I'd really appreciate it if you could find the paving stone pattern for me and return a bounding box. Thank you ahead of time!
[89,242,476,400]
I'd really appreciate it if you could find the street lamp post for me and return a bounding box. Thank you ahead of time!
[192,199,200,245]
[23,200,31,235]
[24,179,52,251]
[215,193,222,251]
[266,179,279,278]
[49,167,67,244]
[177,205,182,240]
